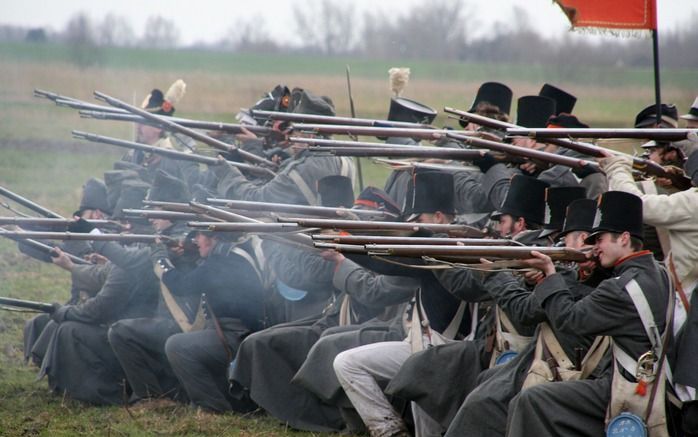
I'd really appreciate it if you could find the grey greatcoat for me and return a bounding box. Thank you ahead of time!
[505,252,669,437]
[40,244,159,405]
[217,149,354,206]
[292,259,418,407]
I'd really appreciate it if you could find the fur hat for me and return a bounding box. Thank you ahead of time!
[141,79,186,116]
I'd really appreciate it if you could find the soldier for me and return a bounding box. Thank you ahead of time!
[215,88,355,206]
[106,171,200,405]
[506,191,671,437]
[333,171,475,437]
[39,182,160,405]
[601,149,698,433]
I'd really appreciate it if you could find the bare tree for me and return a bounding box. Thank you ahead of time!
[222,15,278,53]
[63,12,101,68]
[292,0,356,54]
[100,13,135,47]
[141,15,180,49]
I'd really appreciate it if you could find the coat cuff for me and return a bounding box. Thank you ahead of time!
[534,272,568,304]
[332,258,363,292]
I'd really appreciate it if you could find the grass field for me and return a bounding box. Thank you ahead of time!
[0,41,695,435]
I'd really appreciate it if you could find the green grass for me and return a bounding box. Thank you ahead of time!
[0,145,349,436]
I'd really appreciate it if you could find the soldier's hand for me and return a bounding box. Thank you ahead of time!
[320,250,345,266]
[68,218,95,234]
[50,303,69,323]
[521,251,556,278]
[84,253,108,265]
[235,126,258,141]
[50,247,74,271]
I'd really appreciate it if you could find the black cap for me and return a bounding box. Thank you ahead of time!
[516,96,557,128]
[290,88,336,116]
[354,186,401,217]
[104,170,140,213]
[559,198,597,238]
[146,170,190,204]
[317,175,354,208]
[542,186,587,231]
[387,97,437,124]
[404,170,455,220]
[143,89,175,116]
[547,113,589,128]
[111,180,150,220]
[680,97,698,121]
[539,84,577,115]
[492,175,550,225]
[470,82,513,116]
[78,178,110,214]
[684,150,698,186]
[634,103,679,128]
[246,85,292,125]
[585,191,644,244]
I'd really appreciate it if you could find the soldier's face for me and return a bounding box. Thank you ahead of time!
[594,232,628,268]
[194,233,215,257]
[136,123,162,145]
[498,215,525,237]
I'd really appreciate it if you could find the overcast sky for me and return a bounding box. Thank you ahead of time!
[3,0,696,45]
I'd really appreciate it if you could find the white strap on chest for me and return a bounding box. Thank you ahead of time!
[287,169,318,205]
[625,279,662,353]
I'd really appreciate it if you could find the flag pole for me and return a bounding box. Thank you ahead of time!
[651,15,661,125]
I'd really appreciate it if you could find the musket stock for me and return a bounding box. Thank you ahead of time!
[0,296,56,313]
[276,217,486,237]
[311,235,512,246]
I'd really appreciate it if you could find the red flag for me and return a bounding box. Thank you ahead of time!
[554,0,657,32]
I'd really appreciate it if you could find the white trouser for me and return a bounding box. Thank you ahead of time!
[333,339,442,437]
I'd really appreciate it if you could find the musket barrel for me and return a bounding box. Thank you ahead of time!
[363,244,588,261]
[0,230,166,243]
[276,217,485,236]
[79,110,276,136]
[311,235,512,246]
[187,222,301,233]
[308,145,485,160]
[290,137,436,149]
[0,186,64,219]
[312,242,370,253]
[253,110,436,129]
[0,228,91,265]
[506,127,697,142]
[72,131,276,179]
[0,217,119,228]
[0,296,56,313]
[206,198,394,220]
[121,209,206,221]
[291,123,474,141]
[93,91,278,168]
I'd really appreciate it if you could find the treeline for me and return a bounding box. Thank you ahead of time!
[2,0,697,69]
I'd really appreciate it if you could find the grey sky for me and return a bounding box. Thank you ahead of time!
[2,0,696,45]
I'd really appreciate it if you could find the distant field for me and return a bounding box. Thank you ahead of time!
[0,41,696,143]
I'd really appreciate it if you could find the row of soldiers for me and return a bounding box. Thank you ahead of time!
[5,76,698,437]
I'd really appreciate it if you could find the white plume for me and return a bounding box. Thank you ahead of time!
[389,68,410,97]
[164,79,186,105]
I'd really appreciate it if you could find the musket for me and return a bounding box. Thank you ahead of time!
[141,201,195,213]
[206,198,396,220]
[506,127,698,142]
[0,230,176,244]
[0,296,56,313]
[33,89,125,115]
[187,222,303,233]
[276,217,487,238]
[372,158,480,173]
[78,109,281,138]
[446,107,689,186]
[307,145,486,160]
[290,137,446,149]
[121,209,216,222]
[0,216,123,230]
[312,234,513,246]
[291,123,476,141]
[363,244,588,262]
[0,186,63,219]
[0,228,92,265]
[93,91,278,168]
[447,133,600,172]
[188,202,314,246]
[72,131,276,179]
[251,111,436,129]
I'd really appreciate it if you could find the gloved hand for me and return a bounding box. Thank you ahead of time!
[50,303,70,323]
[472,152,498,173]
[68,217,95,234]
